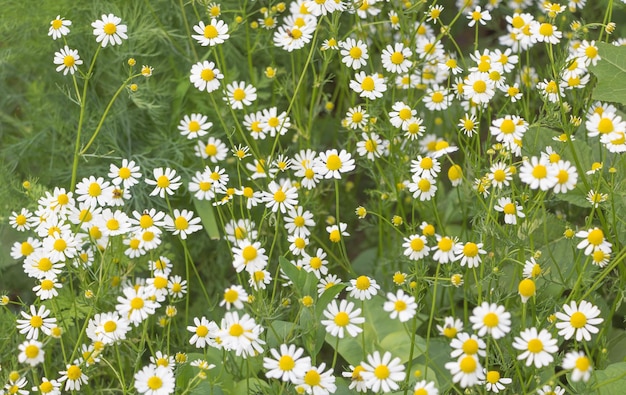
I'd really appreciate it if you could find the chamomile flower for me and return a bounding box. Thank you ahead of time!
[512,327,558,368]
[361,351,406,393]
[192,19,229,46]
[224,81,257,109]
[259,107,291,137]
[383,289,417,322]
[381,43,413,74]
[18,339,45,366]
[86,311,131,345]
[220,285,248,310]
[437,316,464,339]
[552,160,578,193]
[562,350,592,382]
[314,149,355,179]
[53,46,83,75]
[490,115,528,144]
[145,168,182,198]
[523,257,542,278]
[263,344,312,383]
[450,332,486,359]
[219,311,265,358]
[116,286,160,326]
[555,300,603,342]
[327,222,349,243]
[413,380,439,395]
[273,23,315,52]
[388,101,416,130]
[531,21,561,44]
[483,370,512,393]
[33,277,62,300]
[33,377,62,394]
[356,132,387,160]
[585,109,625,138]
[458,113,478,136]
[494,197,525,225]
[16,304,57,339]
[445,354,485,388]
[321,299,365,338]
[408,175,438,201]
[411,156,441,179]
[76,176,114,208]
[350,71,387,100]
[318,274,342,296]
[108,159,141,189]
[178,113,212,139]
[168,275,187,298]
[284,206,315,238]
[232,240,268,273]
[92,14,127,47]
[464,72,496,104]
[49,16,71,39]
[404,117,426,140]
[189,60,223,92]
[249,269,272,290]
[467,6,491,27]
[10,208,33,232]
[344,105,369,130]
[470,302,511,339]
[423,85,453,111]
[576,227,612,256]
[519,156,558,191]
[426,4,444,23]
[455,242,486,268]
[187,316,219,348]
[488,162,512,188]
[295,362,337,395]
[303,248,329,278]
[133,364,176,395]
[347,275,380,300]
[339,38,369,70]
[58,364,89,391]
[262,180,298,213]
[402,234,430,260]
[432,235,461,264]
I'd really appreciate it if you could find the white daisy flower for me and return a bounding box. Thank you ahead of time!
[321,299,365,338]
[469,302,511,339]
[92,14,127,47]
[555,300,603,342]
[189,60,223,92]
[562,350,592,382]
[383,289,417,322]
[49,15,71,40]
[192,19,229,46]
[360,351,406,393]
[512,327,558,368]
[53,46,83,75]
[263,344,312,383]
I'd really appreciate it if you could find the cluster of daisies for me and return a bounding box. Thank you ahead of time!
[435,297,604,391]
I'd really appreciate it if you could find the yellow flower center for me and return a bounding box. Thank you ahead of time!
[224,289,239,303]
[201,68,215,81]
[233,88,246,101]
[106,218,119,231]
[273,189,286,203]
[527,338,543,353]
[130,297,144,310]
[205,144,217,156]
[374,365,390,379]
[364,139,377,153]
[431,92,444,103]
[334,311,350,326]
[242,245,258,261]
[473,80,487,93]
[196,325,209,337]
[310,257,322,269]
[304,369,321,386]
[391,51,405,65]
[410,237,424,251]
[103,23,117,35]
[204,25,218,39]
[229,323,244,337]
[88,182,101,197]
[52,19,63,29]
[67,365,82,380]
[25,344,40,358]
[418,178,431,192]
[438,237,453,252]
[503,203,516,215]
[355,275,370,290]
[463,242,478,257]
[53,238,67,252]
[147,376,163,390]
[587,228,604,245]
[539,23,554,37]
[63,55,75,68]
[486,370,501,384]
[326,154,342,171]
[532,165,547,179]
[598,118,614,134]
[156,175,170,188]
[394,300,407,311]
[39,382,53,393]
[463,338,479,354]
[575,356,590,371]
[361,76,375,91]
[483,312,499,328]
[349,47,362,59]
[459,355,477,373]
[570,311,587,328]
[500,119,515,134]
[518,278,536,297]
[279,355,295,371]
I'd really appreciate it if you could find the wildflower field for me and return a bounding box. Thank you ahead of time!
[2,0,626,393]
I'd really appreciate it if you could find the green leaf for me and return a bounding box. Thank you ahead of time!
[589,42,626,105]
[193,198,220,240]
[594,362,626,394]
[315,284,347,318]
[278,256,311,293]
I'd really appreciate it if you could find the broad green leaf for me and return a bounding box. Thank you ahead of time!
[193,198,220,240]
[589,42,626,105]
[278,256,316,293]
[232,377,270,394]
[594,362,626,394]
[265,320,300,348]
